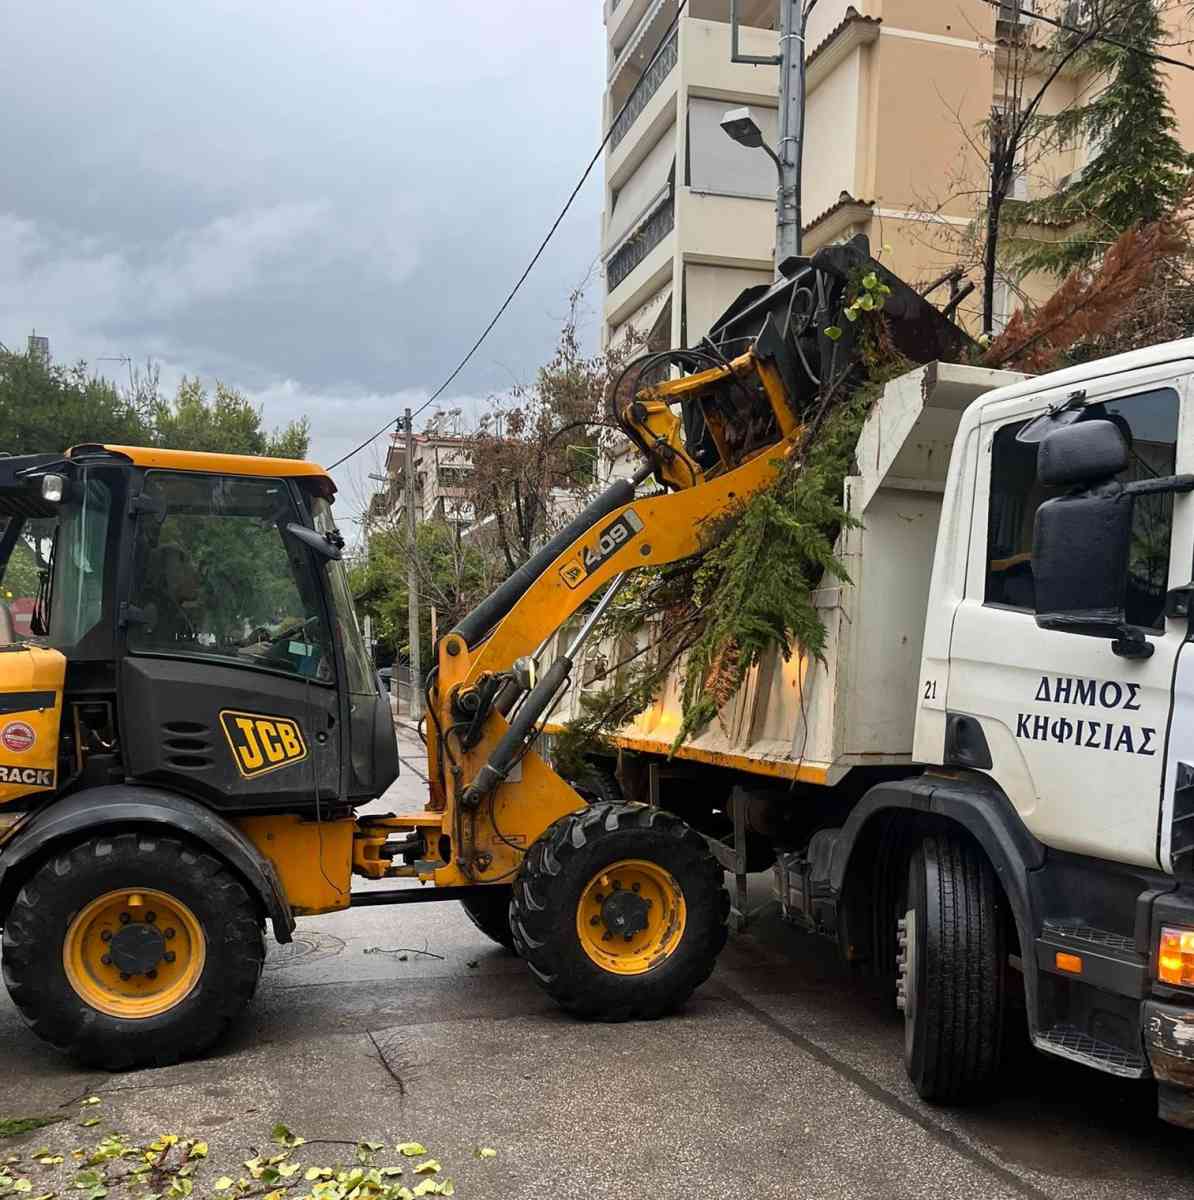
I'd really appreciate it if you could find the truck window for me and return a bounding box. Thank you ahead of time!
[127,471,332,681]
[986,387,1179,631]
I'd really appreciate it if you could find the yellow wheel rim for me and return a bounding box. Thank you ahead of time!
[576,859,687,976]
[63,888,206,1019]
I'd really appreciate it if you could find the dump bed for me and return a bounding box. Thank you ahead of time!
[550,361,1026,786]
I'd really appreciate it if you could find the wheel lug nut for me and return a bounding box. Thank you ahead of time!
[146,969,157,980]
[100,930,112,942]
[602,931,612,941]
[119,913,130,925]
[120,972,131,981]
[165,928,176,940]
[623,932,633,941]
[164,951,176,963]
[146,912,157,924]
[631,882,640,893]
[594,893,604,903]
[101,954,112,966]
[589,916,600,927]
[612,881,622,890]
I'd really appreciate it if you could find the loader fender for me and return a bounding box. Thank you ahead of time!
[0,785,294,942]
[830,773,1044,1022]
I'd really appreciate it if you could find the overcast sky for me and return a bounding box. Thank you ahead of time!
[0,1,607,514]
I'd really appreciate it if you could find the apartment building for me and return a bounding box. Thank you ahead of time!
[368,432,476,532]
[601,0,1194,344]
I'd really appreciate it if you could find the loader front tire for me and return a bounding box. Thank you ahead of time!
[509,803,727,1021]
[459,886,516,952]
[2,831,264,1070]
[898,833,1006,1104]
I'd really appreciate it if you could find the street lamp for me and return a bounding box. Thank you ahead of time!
[721,106,791,275]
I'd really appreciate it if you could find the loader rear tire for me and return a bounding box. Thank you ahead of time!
[898,832,1006,1104]
[2,831,264,1070]
[509,802,727,1021]
[459,886,516,952]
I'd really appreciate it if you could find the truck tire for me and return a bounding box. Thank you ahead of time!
[459,886,516,952]
[898,832,1005,1103]
[2,831,264,1070]
[509,802,728,1021]
[564,761,622,806]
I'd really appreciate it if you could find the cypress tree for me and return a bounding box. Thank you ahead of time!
[1010,0,1190,276]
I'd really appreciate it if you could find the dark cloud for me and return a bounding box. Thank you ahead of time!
[1,0,605,501]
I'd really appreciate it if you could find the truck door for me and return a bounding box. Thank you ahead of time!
[946,367,1192,868]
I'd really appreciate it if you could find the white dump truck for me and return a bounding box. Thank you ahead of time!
[551,339,1194,1127]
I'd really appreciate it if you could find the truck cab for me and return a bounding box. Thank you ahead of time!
[912,339,1194,1119]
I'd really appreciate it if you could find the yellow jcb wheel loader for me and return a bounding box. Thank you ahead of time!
[0,236,970,1066]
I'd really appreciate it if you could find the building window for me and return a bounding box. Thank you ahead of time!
[985,387,1179,630]
[686,98,779,199]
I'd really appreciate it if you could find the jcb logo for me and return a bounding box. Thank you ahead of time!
[220,710,307,779]
[559,509,644,590]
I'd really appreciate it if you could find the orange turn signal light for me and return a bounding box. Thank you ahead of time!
[1055,952,1083,975]
[1158,926,1194,987]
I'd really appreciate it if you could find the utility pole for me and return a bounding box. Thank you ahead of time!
[777,0,807,264]
[403,409,423,721]
[728,0,817,271]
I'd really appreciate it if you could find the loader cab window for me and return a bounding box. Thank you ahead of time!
[310,496,375,695]
[985,387,1179,630]
[127,471,332,682]
[0,475,113,650]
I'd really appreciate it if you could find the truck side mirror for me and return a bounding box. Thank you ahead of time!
[1032,420,1134,642]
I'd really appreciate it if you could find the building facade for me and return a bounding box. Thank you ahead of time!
[368,432,476,532]
[601,0,1194,345]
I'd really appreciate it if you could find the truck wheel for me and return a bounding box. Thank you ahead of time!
[2,831,264,1070]
[459,887,516,952]
[898,833,1005,1103]
[509,802,728,1021]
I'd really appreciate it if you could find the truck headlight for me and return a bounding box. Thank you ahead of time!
[1158,926,1194,987]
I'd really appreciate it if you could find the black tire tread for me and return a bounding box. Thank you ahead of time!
[910,832,1005,1103]
[509,802,728,1021]
[459,887,517,952]
[2,831,264,1070]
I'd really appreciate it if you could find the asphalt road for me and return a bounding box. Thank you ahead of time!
[1,723,1192,1200]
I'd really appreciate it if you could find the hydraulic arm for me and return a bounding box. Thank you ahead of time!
[376,233,975,891]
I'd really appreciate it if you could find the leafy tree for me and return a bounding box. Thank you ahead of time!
[350,520,496,668]
[0,349,153,454]
[1009,0,1191,276]
[460,296,637,572]
[155,376,310,458]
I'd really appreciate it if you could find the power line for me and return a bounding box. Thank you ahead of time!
[329,0,689,472]
[980,0,1194,72]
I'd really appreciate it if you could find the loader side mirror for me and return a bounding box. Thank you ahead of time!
[1031,421,1133,640]
[285,522,343,561]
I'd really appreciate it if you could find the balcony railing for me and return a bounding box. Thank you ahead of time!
[610,27,677,150]
[607,194,674,291]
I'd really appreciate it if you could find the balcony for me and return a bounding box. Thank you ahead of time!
[608,194,675,290]
[610,27,678,150]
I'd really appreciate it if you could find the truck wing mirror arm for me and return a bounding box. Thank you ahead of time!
[1123,474,1194,498]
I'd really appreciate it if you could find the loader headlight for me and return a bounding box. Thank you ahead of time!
[40,473,66,504]
[1158,926,1194,987]
[512,655,537,693]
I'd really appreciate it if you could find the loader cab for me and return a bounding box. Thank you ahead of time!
[0,445,396,814]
